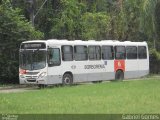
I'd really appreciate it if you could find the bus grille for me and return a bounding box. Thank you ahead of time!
[26,72,39,75]
[26,76,37,78]
[27,79,36,82]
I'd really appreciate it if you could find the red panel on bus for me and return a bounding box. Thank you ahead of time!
[114,60,125,72]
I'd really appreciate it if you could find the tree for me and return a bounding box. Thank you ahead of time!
[81,12,111,40]
[50,0,85,40]
[0,0,43,83]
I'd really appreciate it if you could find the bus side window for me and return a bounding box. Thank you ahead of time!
[88,46,101,60]
[102,46,114,60]
[115,46,126,59]
[126,46,137,59]
[138,46,147,59]
[62,45,73,61]
[48,48,61,66]
[74,45,88,61]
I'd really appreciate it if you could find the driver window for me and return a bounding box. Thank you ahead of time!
[48,48,61,66]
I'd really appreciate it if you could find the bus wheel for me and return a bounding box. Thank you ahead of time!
[92,81,102,83]
[115,70,124,80]
[62,74,73,85]
[38,84,47,89]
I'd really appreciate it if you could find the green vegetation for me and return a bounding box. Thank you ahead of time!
[0,0,43,83]
[150,49,160,74]
[0,0,160,82]
[0,77,160,114]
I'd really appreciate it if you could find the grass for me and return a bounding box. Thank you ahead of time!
[0,76,160,114]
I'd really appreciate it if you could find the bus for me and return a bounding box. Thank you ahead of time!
[19,39,149,86]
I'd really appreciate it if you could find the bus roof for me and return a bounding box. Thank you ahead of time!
[22,39,148,47]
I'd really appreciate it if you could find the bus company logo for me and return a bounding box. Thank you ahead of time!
[84,64,105,69]
[114,60,125,72]
[118,61,121,67]
[71,65,76,69]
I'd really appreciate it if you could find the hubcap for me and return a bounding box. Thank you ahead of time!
[64,77,70,84]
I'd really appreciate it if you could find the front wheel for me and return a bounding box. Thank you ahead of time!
[38,84,47,89]
[115,70,124,80]
[62,74,73,85]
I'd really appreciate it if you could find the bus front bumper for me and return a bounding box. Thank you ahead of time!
[19,77,47,85]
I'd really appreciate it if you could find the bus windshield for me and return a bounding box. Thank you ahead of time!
[19,50,46,70]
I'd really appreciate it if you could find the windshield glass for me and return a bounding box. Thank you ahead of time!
[19,50,46,70]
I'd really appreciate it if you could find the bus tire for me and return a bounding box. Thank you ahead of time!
[38,84,47,89]
[62,73,73,85]
[92,81,102,83]
[115,70,124,80]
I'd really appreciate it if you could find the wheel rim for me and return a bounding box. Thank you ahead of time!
[64,76,70,84]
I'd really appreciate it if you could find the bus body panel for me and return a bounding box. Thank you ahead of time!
[47,65,62,84]
[125,59,139,79]
[73,60,115,82]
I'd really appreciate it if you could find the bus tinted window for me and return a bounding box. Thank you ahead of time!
[102,46,114,60]
[74,46,88,61]
[138,46,147,59]
[126,46,137,59]
[62,45,73,61]
[88,46,101,60]
[115,46,126,59]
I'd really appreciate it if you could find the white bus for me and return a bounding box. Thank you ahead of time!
[19,39,149,86]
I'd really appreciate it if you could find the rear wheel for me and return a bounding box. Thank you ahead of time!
[92,81,102,83]
[115,70,124,80]
[62,73,73,85]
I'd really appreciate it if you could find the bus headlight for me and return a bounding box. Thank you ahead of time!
[20,75,25,78]
[38,72,46,78]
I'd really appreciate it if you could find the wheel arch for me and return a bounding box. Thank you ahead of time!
[63,71,73,81]
[115,69,124,73]
[115,69,124,80]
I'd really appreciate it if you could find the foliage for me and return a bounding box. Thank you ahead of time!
[155,1,160,50]
[150,49,160,61]
[9,0,160,46]
[0,0,43,83]
[50,0,85,40]
[81,12,111,40]
[0,0,160,83]
[50,0,112,40]
[149,49,160,74]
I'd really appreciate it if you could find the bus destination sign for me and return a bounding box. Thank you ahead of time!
[21,43,46,49]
